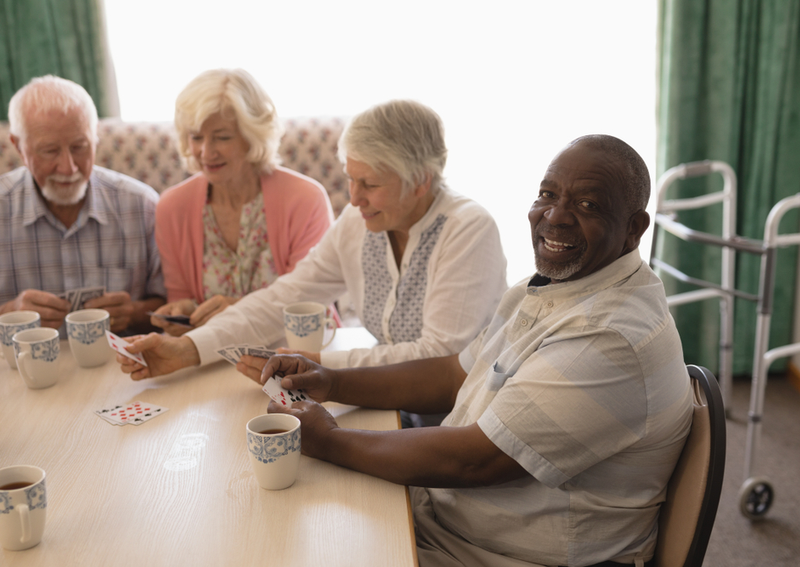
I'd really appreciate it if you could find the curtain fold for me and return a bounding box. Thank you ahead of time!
[656,0,800,375]
[0,0,113,120]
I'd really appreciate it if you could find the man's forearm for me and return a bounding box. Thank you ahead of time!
[330,354,467,415]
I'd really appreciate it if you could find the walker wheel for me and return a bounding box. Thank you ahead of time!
[739,477,774,520]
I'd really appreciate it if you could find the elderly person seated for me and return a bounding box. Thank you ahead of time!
[116,99,508,388]
[240,135,693,567]
[0,75,165,334]
[151,68,334,333]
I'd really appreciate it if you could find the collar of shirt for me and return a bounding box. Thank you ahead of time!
[21,168,109,233]
[526,249,644,301]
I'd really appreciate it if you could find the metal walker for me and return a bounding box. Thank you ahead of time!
[650,160,800,519]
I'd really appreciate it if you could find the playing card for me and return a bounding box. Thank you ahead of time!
[94,401,168,426]
[244,345,275,359]
[74,286,105,311]
[216,347,239,365]
[147,312,192,327]
[262,375,307,406]
[105,330,148,366]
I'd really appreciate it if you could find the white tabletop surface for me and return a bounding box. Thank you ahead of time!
[0,328,417,566]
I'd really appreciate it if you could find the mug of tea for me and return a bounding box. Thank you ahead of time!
[12,328,60,389]
[0,465,47,551]
[66,309,112,368]
[0,311,41,370]
[283,302,336,352]
[246,414,302,490]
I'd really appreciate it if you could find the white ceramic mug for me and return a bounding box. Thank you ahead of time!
[12,328,60,390]
[246,414,302,490]
[0,311,41,370]
[283,302,336,352]
[0,465,47,551]
[66,309,112,368]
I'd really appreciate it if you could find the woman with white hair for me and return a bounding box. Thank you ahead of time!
[151,69,334,334]
[118,100,508,415]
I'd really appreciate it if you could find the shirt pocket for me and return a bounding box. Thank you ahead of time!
[81,266,133,294]
[486,361,513,391]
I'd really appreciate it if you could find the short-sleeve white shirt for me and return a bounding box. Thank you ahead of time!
[424,250,693,566]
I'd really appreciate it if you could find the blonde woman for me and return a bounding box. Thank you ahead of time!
[152,69,334,335]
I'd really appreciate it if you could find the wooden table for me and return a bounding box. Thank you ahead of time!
[0,329,418,566]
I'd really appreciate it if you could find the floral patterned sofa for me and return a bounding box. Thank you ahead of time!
[0,117,350,217]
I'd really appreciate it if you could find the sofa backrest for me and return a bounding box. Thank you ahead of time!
[0,117,350,217]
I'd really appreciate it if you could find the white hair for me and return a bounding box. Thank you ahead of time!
[8,75,99,143]
[174,68,284,174]
[337,100,447,195]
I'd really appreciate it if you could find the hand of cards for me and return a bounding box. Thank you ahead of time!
[57,286,105,312]
[216,344,307,406]
[147,311,192,327]
[105,330,147,366]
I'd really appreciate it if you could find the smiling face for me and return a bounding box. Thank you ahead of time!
[189,113,253,189]
[13,109,95,205]
[528,140,649,283]
[345,158,433,235]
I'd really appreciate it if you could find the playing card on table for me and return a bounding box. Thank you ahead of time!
[262,375,307,406]
[94,401,168,426]
[105,330,147,366]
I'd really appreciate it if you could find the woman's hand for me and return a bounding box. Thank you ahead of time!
[190,295,239,327]
[276,347,320,364]
[150,298,197,336]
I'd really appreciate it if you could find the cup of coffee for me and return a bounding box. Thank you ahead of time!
[12,328,60,389]
[0,465,47,551]
[66,309,112,368]
[0,311,41,370]
[283,302,336,352]
[246,414,302,490]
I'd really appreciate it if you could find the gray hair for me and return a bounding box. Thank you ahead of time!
[337,100,447,194]
[8,75,99,143]
[174,68,284,174]
[569,134,650,215]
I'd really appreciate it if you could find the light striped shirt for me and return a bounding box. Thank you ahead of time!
[0,166,165,318]
[426,250,693,567]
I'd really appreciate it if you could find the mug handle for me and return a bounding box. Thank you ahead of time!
[17,350,31,382]
[320,317,337,350]
[18,503,31,544]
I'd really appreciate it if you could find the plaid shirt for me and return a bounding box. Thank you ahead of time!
[0,166,165,307]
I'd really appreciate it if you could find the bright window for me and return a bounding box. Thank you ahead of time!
[104,0,657,285]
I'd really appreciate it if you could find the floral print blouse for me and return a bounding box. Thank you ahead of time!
[202,193,279,300]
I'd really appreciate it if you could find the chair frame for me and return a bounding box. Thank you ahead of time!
[655,364,727,567]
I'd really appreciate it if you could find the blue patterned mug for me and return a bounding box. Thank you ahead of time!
[0,465,47,551]
[66,309,112,368]
[283,302,336,352]
[246,414,302,490]
[0,311,40,370]
[12,328,60,390]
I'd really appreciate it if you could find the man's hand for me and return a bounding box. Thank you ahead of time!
[267,399,339,460]
[85,291,134,332]
[252,354,337,403]
[115,333,200,380]
[275,347,320,364]
[1,290,70,328]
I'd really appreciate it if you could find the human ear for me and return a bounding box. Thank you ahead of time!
[413,174,433,198]
[624,210,650,252]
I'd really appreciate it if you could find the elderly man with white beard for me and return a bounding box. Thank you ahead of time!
[0,75,165,334]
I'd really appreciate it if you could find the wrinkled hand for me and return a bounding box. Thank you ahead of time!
[190,295,238,328]
[2,290,70,329]
[115,333,200,380]
[267,399,339,460]
[276,347,320,364]
[236,354,270,383]
[150,298,197,336]
[85,291,134,332]
[253,354,337,403]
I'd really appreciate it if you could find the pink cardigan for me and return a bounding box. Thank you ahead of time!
[155,167,335,303]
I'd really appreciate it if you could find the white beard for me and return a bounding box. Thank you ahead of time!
[41,173,88,205]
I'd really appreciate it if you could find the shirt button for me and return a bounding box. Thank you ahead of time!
[545,301,553,308]
[520,319,528,327]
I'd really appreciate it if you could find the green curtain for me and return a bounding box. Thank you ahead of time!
[656,0,800,376]
[0,0,111,120]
